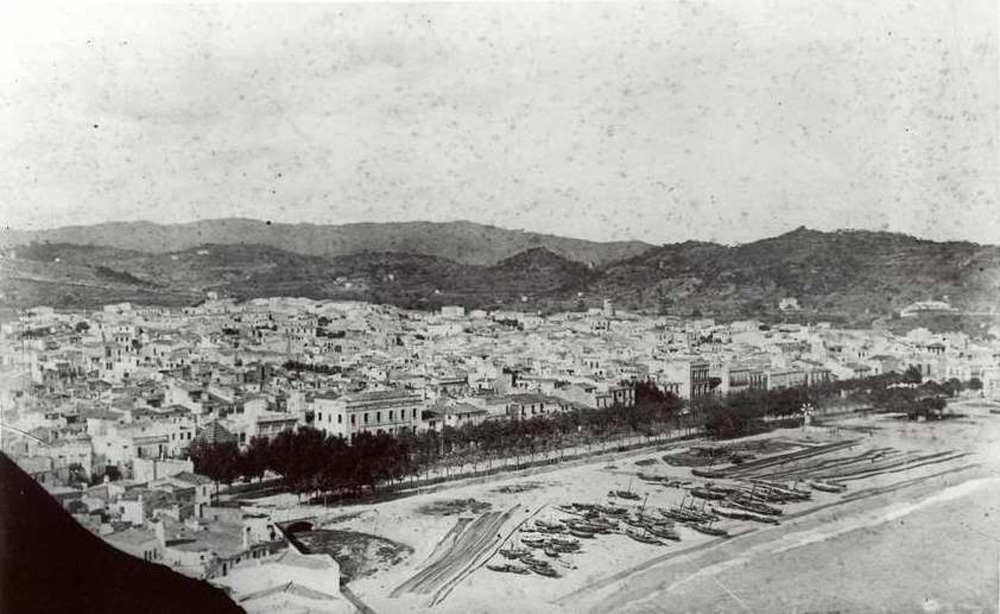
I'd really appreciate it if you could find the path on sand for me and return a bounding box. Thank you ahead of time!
[391,506,518,599]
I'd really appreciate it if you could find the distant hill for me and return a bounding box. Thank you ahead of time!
[2,242,600,311]
[586,227,1000,319]
[4,226,999,323]
[2,219,652,266]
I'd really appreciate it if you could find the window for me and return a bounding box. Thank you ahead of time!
[337,414,342,424]
[389,410,394,421]
[363,413,368,424]
[412,408,417,419]
[351,415,356,425]
[376,412,381,423]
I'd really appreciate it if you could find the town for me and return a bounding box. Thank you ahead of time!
[2,294,997,612]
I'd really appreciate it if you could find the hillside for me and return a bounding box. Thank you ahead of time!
[4,227,999,322]
[2,219,652,266]
[3,243,600,311]
[587,227,1000,319]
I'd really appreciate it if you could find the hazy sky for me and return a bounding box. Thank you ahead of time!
[1,1,996,245]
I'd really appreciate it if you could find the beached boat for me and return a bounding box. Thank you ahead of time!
[530,563,560,577]
[499,547,532,559]
[625,528,663,545]
[487,562,518,572]
[711,504,777,524]
[615,490,642,500]
[810,480,847,493]
[748,480,812,501]
[691,468,724,478]
[547,541,580,553]
[690,487,728,501]
[543,546,561,558]
[548,535,580,545]
[519,534,547,547]
[488,562,531,574]
[521,554,546,566]
[728,496,783,516]
[567,527,596,538]
[689,523,729,537]
[535,524,565,534]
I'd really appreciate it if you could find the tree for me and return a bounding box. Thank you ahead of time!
[190,441,241,490]
[902,365,923,384]
[967,377,983,392]
[239,436,270,482]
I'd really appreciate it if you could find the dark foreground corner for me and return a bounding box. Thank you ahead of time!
[0,452,244,614]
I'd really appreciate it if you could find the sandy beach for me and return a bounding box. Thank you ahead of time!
[264,398,1000,614]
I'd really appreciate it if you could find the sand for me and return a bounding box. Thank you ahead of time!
[259,397,1000,613]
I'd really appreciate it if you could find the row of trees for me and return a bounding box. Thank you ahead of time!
[689,368,981,438]
[190,370,977,497]
[189,429,412,501]
[190,386,689,499]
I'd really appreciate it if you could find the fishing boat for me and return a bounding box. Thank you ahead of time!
[574,517,615,532]
[638,472,665,483]
[749,480,811,501]
[535,524,565,534]
[689,523,729,537]
[548,535,580,546]
[690,487,728,501]
[555,559,578,570]
[547,541,580,553]
[615,490,642,500]
[507,564,531,575]
[625,528,663,545]
[521,554,546,566]
[499,547,532,559]
[519,533,547,547]
[530,563,561,578]
[487,562,514,572]
[535,519,563,530]
[597,504,628,516]
[711,505,777,524]
[810,480,847,493]
[543,546,561,558]
[728,496,783,516]
[691,468,724,478]
[567,526,596,538]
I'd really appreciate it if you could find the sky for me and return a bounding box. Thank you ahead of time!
[0,1,997,245]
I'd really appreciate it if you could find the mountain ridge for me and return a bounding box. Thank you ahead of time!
[3,225,999,323]
[2,218,653,267]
